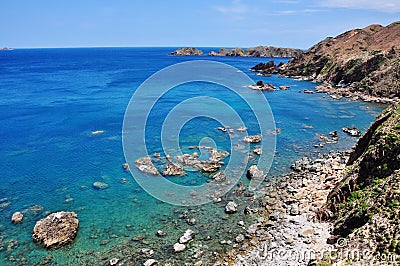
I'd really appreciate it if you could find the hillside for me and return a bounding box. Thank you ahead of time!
[252,22,400,100]
[316,105,400,263]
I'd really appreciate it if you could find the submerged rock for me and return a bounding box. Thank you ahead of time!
[93,181,109,190]
[212,171,227,182]
[225,201,238,214]
[32,211,79,249]
[11,212,24,224]
[135,157,158,175]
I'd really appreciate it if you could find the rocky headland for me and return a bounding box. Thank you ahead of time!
[169,46,303,58]
[251,21,400,103]
[169,47,204,56]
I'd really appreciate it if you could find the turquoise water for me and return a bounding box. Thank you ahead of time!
[0,48,384,265]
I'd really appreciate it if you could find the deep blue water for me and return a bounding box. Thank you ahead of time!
[0,48,384,265]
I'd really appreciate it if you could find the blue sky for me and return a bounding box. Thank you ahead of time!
[1,0,399,49]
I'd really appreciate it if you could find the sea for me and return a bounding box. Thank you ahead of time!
[0,47,385,265]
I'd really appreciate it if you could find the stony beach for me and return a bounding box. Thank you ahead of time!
[215,151,350,265]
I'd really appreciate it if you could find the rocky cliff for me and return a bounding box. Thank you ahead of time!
[318,104,400,257]
[253,22,400,100]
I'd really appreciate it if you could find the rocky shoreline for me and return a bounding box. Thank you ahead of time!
[250,22,400,104]
[215,151,349,265]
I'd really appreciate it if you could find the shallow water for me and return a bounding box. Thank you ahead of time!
[0,48,385,265]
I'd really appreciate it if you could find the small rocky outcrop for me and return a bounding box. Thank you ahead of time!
[32,211,79,249]
[162,162,185,176]
[243,134,262,143]
[176,146,229,173]
[169,47,204,56]
[135,157,159,175]
[342,126,361,136]
[11,212,24,224]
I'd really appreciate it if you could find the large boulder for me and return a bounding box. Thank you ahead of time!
[32,211,79,249]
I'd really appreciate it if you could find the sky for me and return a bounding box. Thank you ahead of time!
[0,0,399,49]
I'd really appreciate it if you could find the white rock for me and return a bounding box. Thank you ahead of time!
[179,229,195,244]
[173,242,186,252]
[225,201,238,214]
[144,259,157,266]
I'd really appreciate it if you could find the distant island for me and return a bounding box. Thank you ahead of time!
[0,47,13,51]
[252,21,400,102]
[169,46,303,58]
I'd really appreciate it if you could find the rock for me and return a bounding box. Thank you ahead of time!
[173,242,186,252]
[11,212,24,224]
[122,163,129,170]
[169,47,203,56]
[236,126,247,132]
[246,165,264,180]
[342,126,361,136]
[176,146,229,173]
[225,202,238,214]
[135,157,158,175]
[289,204,300,216]
[141,248,154,257]
[212,171,226,182]
[162,162,185,176]
[299,228,315,238]
[32,211,79,249]
[235,234,245,243]
[248,83,276,91]
[144,259,157,266]
[179,229,195,244]
[109,258,119,265]
[156,230,167,237]
[253,147,262,155]
[243,134,262,143]
[238,221,245,226]
[93,181,109,190]
[187,217,196,225]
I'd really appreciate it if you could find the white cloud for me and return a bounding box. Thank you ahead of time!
[215,0,248,14]
[315,0,400,12]
[275,8,323,15]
